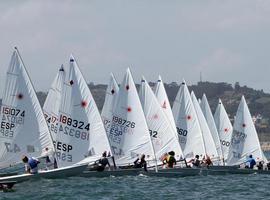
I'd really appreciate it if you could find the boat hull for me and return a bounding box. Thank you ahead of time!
[0,164,88,183]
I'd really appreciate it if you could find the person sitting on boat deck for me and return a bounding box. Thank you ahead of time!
[202,155,213,167]
[96,151,111,172]
[245,155,256,169]
[44,147,56,170]
[267,162,270,170]
[134,154,147,171]
[161,152,169,167]
[22,155,40,174]
[257,161,263,170]
[188,155,201,168]
[166,151,177,168]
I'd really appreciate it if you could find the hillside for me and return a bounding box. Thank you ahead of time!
[1,81,270,136]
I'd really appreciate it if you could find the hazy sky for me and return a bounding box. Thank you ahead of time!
[1,0,270,95]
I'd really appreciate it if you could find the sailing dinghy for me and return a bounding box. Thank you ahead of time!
[200,94,223,163]
[172,80,205,160]
[214,99,233,163]
[44,55,112,167]
[0,48,87,184]
[191,91,219,160]
[107,68,156,166]
[227,96,267,166]
[139,77,183,164]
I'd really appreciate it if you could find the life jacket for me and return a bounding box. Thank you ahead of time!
[28,158,38,169]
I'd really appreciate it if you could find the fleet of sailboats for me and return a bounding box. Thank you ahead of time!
[0,47,269,186]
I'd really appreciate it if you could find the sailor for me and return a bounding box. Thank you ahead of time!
[96,151,110,172]
[44,147,56,170]
[134,154,147,171]
[202,155,213,167]
[257,161,263,170]
[188,155,201,168]
[166,151,177,168]
[245,155,256,169]
[22,155,40,174]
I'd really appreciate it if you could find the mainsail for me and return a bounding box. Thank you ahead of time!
[172,80,205,159]
[0,48,54,167]
[200,94,223,160]
[108,68,155,166]
[55,55,111,167]
[139,77,183,163]
[191,91,218,159]
[154,75,177,133]
[43,65,65,141]
[214,99,233,162]
[101,73,119,134]
[227,96,266,165]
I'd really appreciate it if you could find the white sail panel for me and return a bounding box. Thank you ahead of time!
[154,75,177,133]
[191,92,218,159]
[172,80,205,159]
[200,94,223,160]
[139,77,183,163]
[227,96,266,165]
[108,68,155,166]
[214,99,233,162]
[56,55,111,167]
[101,73,119,134]
[0,48,53,167]
[43,65,65,141]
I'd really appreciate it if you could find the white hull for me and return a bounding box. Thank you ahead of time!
[0,164,88,183]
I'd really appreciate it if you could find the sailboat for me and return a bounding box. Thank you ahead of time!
[107,68,155,166]
[214,99,233,163]
[191,91,219,160]
[200,94,223,163]
[172,80,205,160]
[139,77,183,164]
[50,55,112,167]
[227,96,267,166]
[0,48,87,183]
[154,75,177,133]
[101,73,119,134]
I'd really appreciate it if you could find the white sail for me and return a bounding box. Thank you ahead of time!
[172,80,205,159]
[108,68,155,166]
[200,94,223,160]
[214,99,233,162]
[55,55,111,167]
[227,96,266,165]
[0,48,54,168]
[101,73,119,134]
[154,75,177,133]
[139,77,183,162]
[43,65,65,141]
[191,91,218,159]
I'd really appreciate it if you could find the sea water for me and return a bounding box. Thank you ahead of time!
[2,151,270,200]
[1,174,270,200]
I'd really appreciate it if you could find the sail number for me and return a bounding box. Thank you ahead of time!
[2,107,25,117]
[4,142,21,153]
[149,130,158,138]
[112,116,135,128]
[177,127,188,136]
[220,140,230,147]
[59,115,90,131]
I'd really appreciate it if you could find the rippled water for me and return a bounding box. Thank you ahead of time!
[1,173,270,200]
